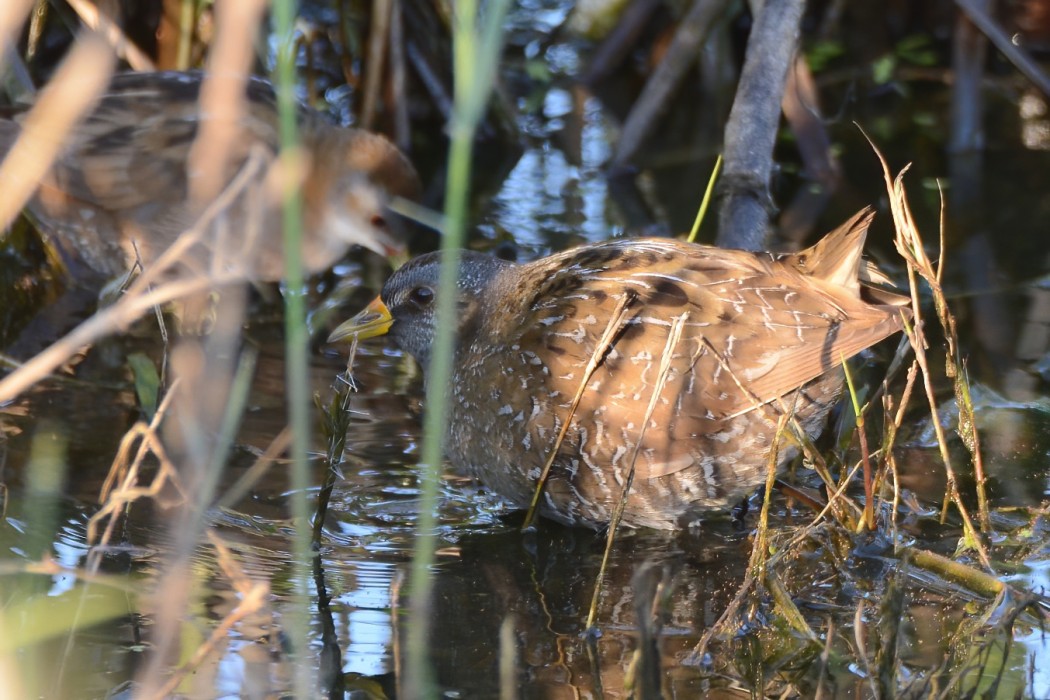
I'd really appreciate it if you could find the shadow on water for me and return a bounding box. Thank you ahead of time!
[4,1,1050,698]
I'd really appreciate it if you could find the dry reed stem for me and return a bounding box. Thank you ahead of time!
[754,404,797,580]
[865,137,993,568]
[0,33,115,231]
[187,0,267,204]
[523,291,636,529]
[0,0,34,53]
[97,381,180,503]
[136,295,255,694]
[880,355,920,539]
[931,191,990,530]
[498,615,518,700]
[813,617,835,700]
[86,381,184,552]
[64,0,155,70]
[361,0,393,129]
[585,313,686,630]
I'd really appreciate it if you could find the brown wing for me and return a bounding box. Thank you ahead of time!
[494,226,905,479]
[30,72,290,214]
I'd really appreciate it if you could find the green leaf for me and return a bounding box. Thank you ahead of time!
[126,352,160,420]
[806,39,845,72]
[872,54,896,85]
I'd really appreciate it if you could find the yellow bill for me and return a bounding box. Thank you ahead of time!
[328,296,393,343]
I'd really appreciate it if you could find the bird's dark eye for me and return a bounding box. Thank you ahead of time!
[408,286,434,307]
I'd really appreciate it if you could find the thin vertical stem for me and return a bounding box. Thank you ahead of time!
[405,1,509,696]
[272,1,315,697]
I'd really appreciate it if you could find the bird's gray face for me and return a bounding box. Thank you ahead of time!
[380,251,510,368]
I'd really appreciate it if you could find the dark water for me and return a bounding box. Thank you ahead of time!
[5,4,1050,699]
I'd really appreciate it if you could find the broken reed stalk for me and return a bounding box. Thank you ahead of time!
[866,137,993,566]
[313,338,360,544]
[585,313,686,631]
[523,291,636,530]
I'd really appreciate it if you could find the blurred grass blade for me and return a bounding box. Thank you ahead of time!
[687,154,722,243]
[272,0,315,696]
[407,1,511,696]
[126,352,161,421]
[0,584,134,653]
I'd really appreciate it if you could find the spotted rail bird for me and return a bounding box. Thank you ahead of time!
[0,70,420,283]
[330,209,909,529]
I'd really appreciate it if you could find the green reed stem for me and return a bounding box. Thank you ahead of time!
[273,2,315,697]
[406,1,509,696]
[687,154,722,243]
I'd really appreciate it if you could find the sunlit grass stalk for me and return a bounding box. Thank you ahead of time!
[929,198,989,531]
[272,1,315,696]
[407,1,509,695]
[860,134,992,568]
[176,0,194,70]
[686,154,721,243]
[840,358,875,530]
[526,292,634,530]
[585,312,684,631]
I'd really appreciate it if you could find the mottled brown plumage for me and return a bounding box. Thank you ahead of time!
[0,71,420,281]
[331,209,909,529]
